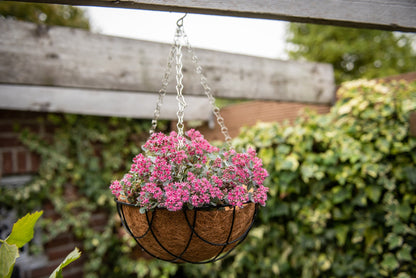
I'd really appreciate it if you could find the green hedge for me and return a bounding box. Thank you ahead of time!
[3,79,415,277]
[183,79,416,277]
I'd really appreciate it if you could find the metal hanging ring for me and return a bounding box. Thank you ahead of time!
[176,13,187,27]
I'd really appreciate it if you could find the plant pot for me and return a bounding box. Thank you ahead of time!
[116,199,257,263]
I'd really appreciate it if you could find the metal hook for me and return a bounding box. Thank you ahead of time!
[176,13,187,27]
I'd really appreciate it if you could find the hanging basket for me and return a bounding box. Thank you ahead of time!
[110,14,269,264]
[116,199,258,263]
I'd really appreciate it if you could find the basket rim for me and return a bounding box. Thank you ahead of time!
[114,198,255,211]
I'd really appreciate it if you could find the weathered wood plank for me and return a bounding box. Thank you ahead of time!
[9,0,416,32]
[0,85,211,120]
[0,18,335,104]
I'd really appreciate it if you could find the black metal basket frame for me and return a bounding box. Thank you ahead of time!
[115,199,258,264]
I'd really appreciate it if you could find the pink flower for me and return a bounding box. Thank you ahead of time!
[165,182,191,211]
[227,186,249,208]
[109,180,122,197]
[109,129,269,212]
[130,154,152,177]
[253,185,269,206]
[150,157,172,183]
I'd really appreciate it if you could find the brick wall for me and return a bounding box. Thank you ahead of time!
[0,110,86,278]
[0,110,45,176]
[197,100,331,141]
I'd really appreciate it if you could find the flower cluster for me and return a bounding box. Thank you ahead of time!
[110,129,269,212]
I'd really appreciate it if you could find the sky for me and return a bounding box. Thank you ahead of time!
[84,6,289,60]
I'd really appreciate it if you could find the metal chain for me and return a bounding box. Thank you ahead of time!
[149,43,176,135]
[182,32,233,146]
[150,14,232,148]
[175,25,187,147]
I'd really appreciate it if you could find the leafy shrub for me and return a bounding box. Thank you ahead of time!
[183,79,416,277]
[0,115,177,278]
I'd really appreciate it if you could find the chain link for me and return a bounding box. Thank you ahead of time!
[182,32,233,146]
[149,43,176,135]
[175,26,187,147]
[149,16,232,148]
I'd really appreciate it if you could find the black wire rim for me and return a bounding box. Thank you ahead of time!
[115,198,258,264]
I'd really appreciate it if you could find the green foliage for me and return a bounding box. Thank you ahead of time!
[5,211,43,248]
[0,1,90,29]
[49,247,81,278]
[287,23,416,83]
[0,115,175,277]
[0,211,43,277]
[0,211,81,278]
[0,241,19,278]
[182,79,416,277]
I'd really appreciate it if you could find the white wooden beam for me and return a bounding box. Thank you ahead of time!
[8,0,416,32]
[0,85,211,120]
[0,18,335,104]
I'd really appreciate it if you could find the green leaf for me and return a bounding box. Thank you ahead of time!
[335,225,349,246]
[396,244,412,262]
[0,242,19,278]
[6,211,43,248]
[381,253,399,271]
[279,154,299,171]
[385,233,403,250]
[332,186,351,204]
[365,185,382,203]
[49,247,81,278]
[397,203,412,220]
[276,144,291,155]
[318,253,331,271]
[364,227,381,251]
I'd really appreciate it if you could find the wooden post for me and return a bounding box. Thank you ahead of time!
[0,18,335,104]
[7,0,416,32]
[0,85,211,120]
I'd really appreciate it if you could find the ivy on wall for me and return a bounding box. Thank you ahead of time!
[0,115,177,277]
[182,80,416,277]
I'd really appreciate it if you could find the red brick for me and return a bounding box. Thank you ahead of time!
[0,136,22,147]
[45,124,56,134]
[31,153,41,172]
[2,151,14,175]
[380,72,416,82]
[44,233,74,249]
[90,212,108,227]
[17,150,28,173]
[43,209,60,221]
[43,201,55,213]
[46,243,79,261]
[199,100,331,141]
[60,267,84,278]
[0,109,47,121]
[0,123,15,133]
[30,262,60,278]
